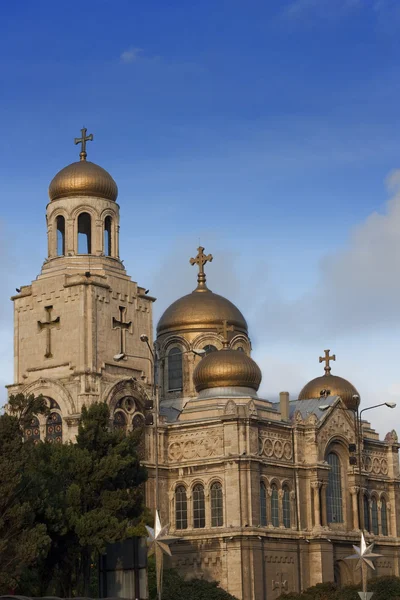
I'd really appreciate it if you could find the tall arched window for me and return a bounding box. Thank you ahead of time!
[168,347,183,391]
[282,485,291,528]
[25,416,40,443]
[77,212,92,254]
[193,484,205,528]
[104,216,112,256]
[271,484,279,527]
[203,345,217,355]
[175,486,188,530]
[371,497,379,535]
[326,452,343,523]
[211,482,223,527]
[56,215,65,256]
[46,412,62,443]
[260,481,267,526]
[363,494,370,532]
[381,498,388,536]
[113,411,127,432]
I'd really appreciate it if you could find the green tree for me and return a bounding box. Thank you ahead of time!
[0,395,50,593]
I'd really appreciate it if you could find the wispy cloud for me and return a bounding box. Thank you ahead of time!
[120,47,144,64]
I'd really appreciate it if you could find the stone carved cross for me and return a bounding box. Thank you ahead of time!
[38,306,60,358]
[190,246,213,287]
[112,306,132,354]
[319,349,336,374]
[272,571,288,593]
[217,319,234,347]
[74,127,93,161]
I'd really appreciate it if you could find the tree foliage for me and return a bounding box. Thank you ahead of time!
[277,576,400,600]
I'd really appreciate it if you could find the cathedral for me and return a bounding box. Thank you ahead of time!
[7,131,400,599]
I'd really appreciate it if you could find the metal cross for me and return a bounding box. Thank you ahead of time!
[38,306,60,358]
[319,349,336,375]
[112,306,132,354]
[74,127,94,161]
[272,572,288,593]
[217,319,234,348]
[190,246,213,288]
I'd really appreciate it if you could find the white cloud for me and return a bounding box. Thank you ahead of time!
[120,47,143,64]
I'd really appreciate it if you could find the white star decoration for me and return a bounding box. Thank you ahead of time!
[145,509,179,557]
[346,532,382,571]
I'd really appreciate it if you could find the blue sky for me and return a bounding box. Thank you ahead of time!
[1,0,400,434]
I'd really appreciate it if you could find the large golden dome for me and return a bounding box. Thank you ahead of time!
[49,160,118,202]
[298,350,359,411]
[193,348,262,392]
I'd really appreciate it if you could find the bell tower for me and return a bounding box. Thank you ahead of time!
[8,130,155,442]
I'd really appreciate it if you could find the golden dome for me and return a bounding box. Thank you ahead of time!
[298,349,359,411]
[49,160,118,202]
[193,348,262,392]
[157,288,248,335]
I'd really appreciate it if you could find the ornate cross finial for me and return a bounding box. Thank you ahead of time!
[74,127,94,161]
[319,349,336,375]
[217,319,234,348]
[190,246,213,290]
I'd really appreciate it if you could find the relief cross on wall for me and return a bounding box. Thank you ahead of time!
[38,306,60,358]
[112,306,132,354]
[272,571,288,594]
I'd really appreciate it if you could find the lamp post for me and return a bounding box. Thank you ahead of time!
[319,399,396,532]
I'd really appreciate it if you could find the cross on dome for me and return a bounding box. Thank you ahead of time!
[217,319,234,348]
[190,246,213,290]
[74,127,94,161]
[319,349,336,375]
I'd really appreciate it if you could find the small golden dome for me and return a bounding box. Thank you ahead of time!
[49,160,118,202]
[299,350,359,411]
[193,348,262,392]
[157,288,248,335]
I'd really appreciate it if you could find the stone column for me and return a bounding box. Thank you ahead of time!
[278,489,284,527]
[187,490,193,529]
[267,488,272,526]
[377,501,382,536]
[290,490,297,529]
[350,486,360,530]
[320,482,327,527]
[368,499,373,534]
[311,481,321,527]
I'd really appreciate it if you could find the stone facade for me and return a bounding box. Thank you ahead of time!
[7,146,400,599]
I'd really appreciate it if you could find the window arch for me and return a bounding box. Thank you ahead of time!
[326,452,343,523]
[193,484,205,528]
[363,494,370,532]
[282,485,291,528]
[168,347,183,391]
[25,416,40,443]
[371,497,379,535]
[381,498,388,536]
[56,215,65,256]
[46,412,62,443]
[113,410,127,431]
[271,483,279,527]
[211,482,223,527]
[104,216,112,256]
[237,346,244,352]
[175,486,188,530]
[203,344,217,355]
[260,481,267,526]
[77,212,92,254]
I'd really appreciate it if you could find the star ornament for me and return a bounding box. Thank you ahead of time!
[145,510,179,557]
[346,532,382,571]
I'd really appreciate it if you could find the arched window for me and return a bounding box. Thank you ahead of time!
[56,215,65,256]
[113,411,127,431]
[77,212,92,254]
[46,412,62,443]
[203,345,217,355]
[371,497,379,535]
[175,486,188,530]
[326,453,343,523]
[237,346,244,352]
[381,498,388,536]
[271,484,279,527]
[132,413,145,428]
[193,484,205,528]
[260,481,267,526]
[211,482,223,527]
[168,347,183,391]
[104,216,112,256]
[363,495,370,532]
[25,416,40,443]
[282,485,291,528]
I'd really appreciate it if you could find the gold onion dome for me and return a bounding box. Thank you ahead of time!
[298,349,360,411]
[193,348,262,392]
[157,246,248,335]
[48,128,118,202]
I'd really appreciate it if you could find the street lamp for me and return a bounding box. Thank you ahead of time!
[319,398,396,531]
